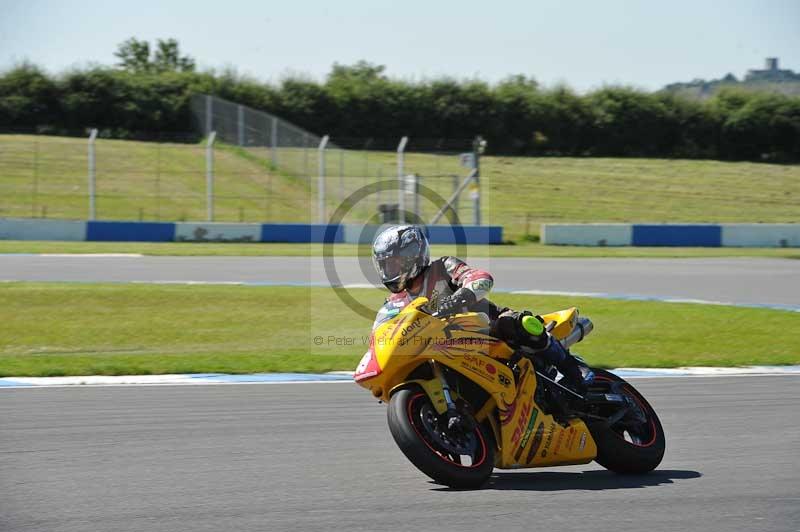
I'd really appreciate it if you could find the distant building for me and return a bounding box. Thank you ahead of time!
[661,57,800,99]
[745,58,800,82]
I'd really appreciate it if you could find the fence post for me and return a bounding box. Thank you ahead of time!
[205,95,213,136]
[206,131,217,222]
[377,167,383,214]
[430,168,476,225]
[271,117,278,166]
[318,135,329,223]
[397,136,408,224]
[452,174,459,220]
[412,174,420,222]
[339,149,344,202]
[472,136,485,226]
[303,133,309,178]
[237,104,245,146]
[87,128,98,220]
[32,135,39,217]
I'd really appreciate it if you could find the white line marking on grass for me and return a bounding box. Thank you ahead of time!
[130,280,246,285]
[1,279,797,312]
[1,366,798,388]
[38,254,145,257]
[509,290,800,312]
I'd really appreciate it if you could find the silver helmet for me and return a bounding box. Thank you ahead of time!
[372,225,430,293]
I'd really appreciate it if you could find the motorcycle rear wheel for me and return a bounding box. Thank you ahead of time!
[589,369,666,474]
[388,388,495,489]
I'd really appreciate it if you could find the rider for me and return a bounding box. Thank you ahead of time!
[371,224,594,392]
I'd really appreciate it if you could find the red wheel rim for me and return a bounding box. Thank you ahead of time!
[406,393,488,469]
[593,375,658,448]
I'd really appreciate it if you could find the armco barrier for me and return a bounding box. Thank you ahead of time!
[542,223,800,247]
[341,224,388,245]
[0,218,87,241]
[721,224,800,247]
[541,224,632,246]
[0,218,503,245]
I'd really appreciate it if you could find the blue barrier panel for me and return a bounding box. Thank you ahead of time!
[260,224,343,243]
[86,221,176,242]
[425,225,467,245]
[488,226,503,244]
[425,225,503,245]
[632,224,721,247]
[315,224,344,244]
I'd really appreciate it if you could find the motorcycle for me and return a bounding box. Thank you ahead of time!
[354,297,665,489]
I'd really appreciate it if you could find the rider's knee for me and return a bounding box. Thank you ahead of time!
[492,310,547,349]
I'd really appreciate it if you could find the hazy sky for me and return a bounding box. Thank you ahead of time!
[2,0,799,92]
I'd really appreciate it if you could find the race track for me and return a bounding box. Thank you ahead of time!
[2,377,799,532]
[1,256,798,307]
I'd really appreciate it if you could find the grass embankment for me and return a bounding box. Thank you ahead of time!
[0,134,313,222]
[1,282,797,377]
[2,134,799,239]
[1,240,799,258]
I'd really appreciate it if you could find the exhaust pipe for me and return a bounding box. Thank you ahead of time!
[561,317,594,349]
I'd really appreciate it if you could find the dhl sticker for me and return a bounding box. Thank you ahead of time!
[524,422,546,463]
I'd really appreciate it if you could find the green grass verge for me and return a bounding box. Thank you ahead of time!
[1,282,797,376]
[0,240,798,259]
[3,134,799,239]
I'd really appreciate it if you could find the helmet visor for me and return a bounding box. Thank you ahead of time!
[373,254,415,283]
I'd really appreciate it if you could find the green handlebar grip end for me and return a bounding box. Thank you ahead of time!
[522,315,545,336]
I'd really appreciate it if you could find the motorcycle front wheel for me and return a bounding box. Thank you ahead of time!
[588,369,666,474]
[387,388,495,489]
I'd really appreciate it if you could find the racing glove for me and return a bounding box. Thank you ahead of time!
[435,287,477,317]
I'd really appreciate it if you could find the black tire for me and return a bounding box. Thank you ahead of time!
[387,387,495,489]
[589,369,666,474]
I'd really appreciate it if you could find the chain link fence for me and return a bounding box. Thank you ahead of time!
[190,95,483,227]
[0,124,483,228]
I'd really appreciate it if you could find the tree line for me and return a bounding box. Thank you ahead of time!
[2,51,799,161]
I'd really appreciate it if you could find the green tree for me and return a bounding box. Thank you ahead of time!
[114,38,195,73]
[2,54,799,161]
[153,38,195,73]
[0,63,60,127]
[114,38,152,72]
[328,60,387,83]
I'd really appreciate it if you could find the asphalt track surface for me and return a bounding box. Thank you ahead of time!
[1,256,798,307]
[2,377,799,532]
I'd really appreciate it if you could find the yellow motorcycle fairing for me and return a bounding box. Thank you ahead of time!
[354,297,597,469]
[540,307,580,340]
[494,357,596,468]
[355,297,515,402]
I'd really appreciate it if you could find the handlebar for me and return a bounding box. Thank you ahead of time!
[429,299,470,319]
